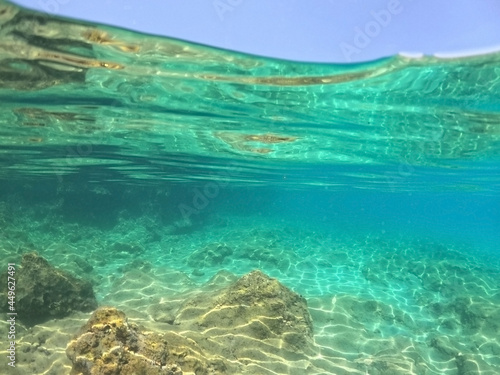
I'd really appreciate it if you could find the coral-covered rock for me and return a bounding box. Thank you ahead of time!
[67,307,227,375]
[0,252,97,324]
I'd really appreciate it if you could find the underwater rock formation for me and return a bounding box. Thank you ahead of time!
[70,270,315,374]
[0,252,97,324]
[66,306,227,375]
[175,270,315,357]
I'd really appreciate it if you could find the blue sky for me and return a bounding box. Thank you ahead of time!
[11,0,500,62]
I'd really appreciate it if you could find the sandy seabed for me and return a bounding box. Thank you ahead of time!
[0,203,499,374]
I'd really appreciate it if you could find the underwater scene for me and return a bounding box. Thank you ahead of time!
[0,1,499,374]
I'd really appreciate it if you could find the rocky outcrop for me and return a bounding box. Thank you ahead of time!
[68,270,316,374]
[177,270,313,350]
[173,270,316,372]
[0,252,97,324]
[66,307,227,375]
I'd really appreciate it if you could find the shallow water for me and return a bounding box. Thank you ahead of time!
[0,1,499,374]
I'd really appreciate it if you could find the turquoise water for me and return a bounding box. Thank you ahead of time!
[0,1,499,374]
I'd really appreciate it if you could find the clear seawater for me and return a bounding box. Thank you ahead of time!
[0,1,499,374]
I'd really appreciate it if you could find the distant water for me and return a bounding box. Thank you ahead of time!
[0,1,499,374]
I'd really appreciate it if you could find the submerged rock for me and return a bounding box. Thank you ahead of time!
[0,252,97,324]
[73,254,94,273]
[175,270,315,359]
[66,306,227,375]
[68,270,315,374]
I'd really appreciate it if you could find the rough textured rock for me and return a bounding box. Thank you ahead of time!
[0,252,97,324]
[66,307,227,375]
[73,255,94,273]
[175,270,315,358]
[68,270,316,374]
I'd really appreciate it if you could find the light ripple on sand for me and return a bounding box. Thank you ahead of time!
[1,213,499,373]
